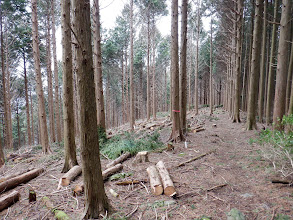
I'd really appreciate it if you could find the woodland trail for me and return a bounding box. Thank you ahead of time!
[0,108,292,219]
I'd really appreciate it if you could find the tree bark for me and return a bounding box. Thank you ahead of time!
[51,0,62,143]
[72,0,110,217]
[180,0,188,133]
[273,0,291,129]
[209,18,213,115]
[129,0,135,130]
[147,15,151,121]
[93,0,106,131]
[146,166,163,195]
[246,0,263,130]
[61,0,78,173]
[60,165,82,186]
[265,0,279,125]
[286,34,293,114]
[31,0,50,153]
[170,0,183,142]
[258,0,267,123]
[152,21,157,121]
[0,191,20,212]
[156,161,176,197]
[194,0,200,115]
[30,91,34,145]
[46,11,56,143]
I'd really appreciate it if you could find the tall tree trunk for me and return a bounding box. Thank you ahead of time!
[194,0,200,115]
[170,0,183,142]
[265,0,279,124]
[0,131,3,168]
[61,0,78,173]
[16,104,20,149]
[233,0,243,123]
[209,18,213,115]
[180,0,188,133]
[46,11,55,143]
[273,0,291,129]
[31,0,50,153]
[152,22,157,121]
[285,33,293,114]
[23,53,32,145]
[30,91,34,145]
[258,0,267,123]
[51,0,62,143]
[147,15,151,121]
[129,0,135,130]
[93,0,106,131]
[246,0,263,130]
[72,0,110,217]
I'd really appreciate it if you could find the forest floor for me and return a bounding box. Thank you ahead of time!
[0,108,293,220]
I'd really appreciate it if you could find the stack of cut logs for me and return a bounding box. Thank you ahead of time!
[147,161,176,197]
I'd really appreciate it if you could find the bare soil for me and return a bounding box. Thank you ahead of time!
[1,108,292,219]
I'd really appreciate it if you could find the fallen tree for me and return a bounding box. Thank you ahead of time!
[59,165,82,188]
[106,152,131,168]
[74,163,123,195]
[0,190,20,211]
[0,168,44,193]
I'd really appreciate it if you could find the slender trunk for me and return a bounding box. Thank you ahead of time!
[16,105,20,149]
[61,0,78,173]
[258,0,267,123]
[31,0,50,153]
[265,0,279,124]
[51,0,62,143]
[209,18,213,115]
[147,15,151,121]
[30,91,34,145]
[23,53,32,145]
[194,0,200,115]
[285,34,293,114]
[273,0,291,129]
[152,22,157,121]
[180,0,188,132]
[46,11,55,143]
[246,0,263,130]
[129,0,135,129]
[93,0,106,131]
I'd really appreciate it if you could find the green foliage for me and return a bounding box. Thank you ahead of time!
[254,115,293,176]
[274,214,291,220]
[109,172,133,181]
[100,132,163,159]
[227,208,245,220]
[194,216,211,220]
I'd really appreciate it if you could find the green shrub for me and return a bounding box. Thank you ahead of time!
[254,115,293,177]
[100,131,163,159]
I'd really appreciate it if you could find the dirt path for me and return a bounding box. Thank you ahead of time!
[0,108,292,219]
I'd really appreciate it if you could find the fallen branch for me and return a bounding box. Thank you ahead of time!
[59,165,82,188]
[0,168,44,193]
[271,179,292,185]
[42,197,70,220]
[74,163,123,196]
[0,169,33,183]
[156,161,176,197]
[0,190,20,211]
[116,180,146,185]
[206,184,227,192]
[106,152,131,168]
[193,128,205,133]
[177,150,216,167]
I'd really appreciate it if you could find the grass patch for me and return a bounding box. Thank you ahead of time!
[100,131,164,159]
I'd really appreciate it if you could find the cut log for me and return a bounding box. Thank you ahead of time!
[133,151,149,164]
[109,188,119,197]
[0,190,20,211]
[42,197,70,220]
[271,179,292,185]
[193,128,205,133]
[156,161,176,197]
[73,163,123,196]
[0,168,44,193]
[106,152,131,168]
[0,169,33,183]
[177,150,216,167]
[146,166,163,196]
[60,165,82,187]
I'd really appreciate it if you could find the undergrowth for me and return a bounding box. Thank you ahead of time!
[253,115,293,177]
[100,131,163,159]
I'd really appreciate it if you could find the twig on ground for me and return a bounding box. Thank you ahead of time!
[140,182,149,194]
[270,207,277,220]
[126,205,139,218]
[206,184,227,192]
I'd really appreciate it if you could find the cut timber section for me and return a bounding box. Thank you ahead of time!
[133,151,149,164]
[0,168,44,193]
[147,166,163,195]
[42,197,69,220]
[106,152,131,168]
[156,161,176,197]
[0,190,20,211]
[177,150,216,167]
[0,169,33,183]
[60,165,82,187]
[74,163,123,196]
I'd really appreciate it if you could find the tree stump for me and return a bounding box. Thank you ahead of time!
[133,151,149,164]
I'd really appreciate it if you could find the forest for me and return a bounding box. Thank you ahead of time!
[0,0,292,219]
